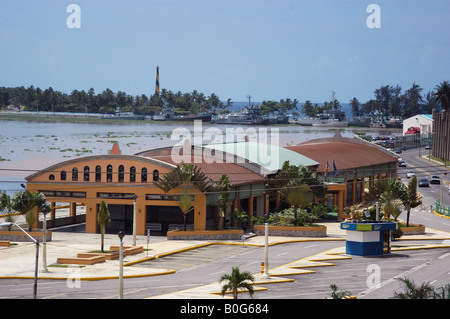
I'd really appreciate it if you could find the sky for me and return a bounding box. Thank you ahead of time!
[1,0,449,104]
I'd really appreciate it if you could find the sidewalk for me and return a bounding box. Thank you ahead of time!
[1,222,450,283]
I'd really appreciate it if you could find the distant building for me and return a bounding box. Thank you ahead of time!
[402,114,433,136]
[432,109,450,162]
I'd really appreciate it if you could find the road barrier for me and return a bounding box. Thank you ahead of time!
[433,283,450,299]
[435,199,450,218]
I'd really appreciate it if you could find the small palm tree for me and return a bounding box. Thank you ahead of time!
[219,266,255,299]
[329,284,352,299]
[280,183,314,226]
[393,277,434,299]
[12,190,38,231]
[97,200,111,252]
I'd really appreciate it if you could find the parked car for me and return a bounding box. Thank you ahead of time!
[418,178,429,187]
[406,170,416,178]
[398,160,406,167]
[425,144,431,150]
[430,175,441,184]
[395,148,402,154]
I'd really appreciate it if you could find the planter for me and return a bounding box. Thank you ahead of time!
[0,230,52,242]
[253,225,327,237]
[399,223,425,235]
[167,229,244,240]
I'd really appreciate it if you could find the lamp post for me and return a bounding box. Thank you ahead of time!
[132,194,137,246]
[0,222,39,299]
[118,231,125,299]
[263,213,270,279]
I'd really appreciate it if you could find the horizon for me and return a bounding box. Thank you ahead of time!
[1,0,449,103]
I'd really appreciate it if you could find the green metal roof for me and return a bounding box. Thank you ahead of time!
[202,141,319,174]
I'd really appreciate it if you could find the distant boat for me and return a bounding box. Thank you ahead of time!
[103,111,145,120]
[312,119,349,127]
[152,109,212,122]
[212,106,288,125]
[296,109,348,127]
[348,117,371,127]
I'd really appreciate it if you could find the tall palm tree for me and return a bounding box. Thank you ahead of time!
[433,80,450,111]
[217,174,231,230]
[98,200,111,252]
[219,266,255,299]
[177,189,195,231]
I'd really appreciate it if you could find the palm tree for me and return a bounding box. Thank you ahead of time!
[400,175,421,227]
[97,200,110,252]
[329,284,352,299]
[11,190,38,231]
[154,164,216,193]
[433,80,450,111]
[217,174,231,230]
[393,277,434,299]
[366,179,405,219]
[219,266,255,299]
[177,189,195,231]
[280,183,314,226]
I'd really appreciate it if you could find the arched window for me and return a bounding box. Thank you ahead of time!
[141,168,147,182]
[61,170,66,181]
[118,165,124,183]
[153,169,159,182]
[130,166,136,182]
[49,174,55,180]
[72,168,78,181]
[84,166,90,181]
[107,165,113,182]
[95,165,101,182]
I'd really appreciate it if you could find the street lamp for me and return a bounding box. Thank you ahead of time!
[263,213,270,279]
[0,222,39,299]
[132,194,137,246]
[118,231,125,299]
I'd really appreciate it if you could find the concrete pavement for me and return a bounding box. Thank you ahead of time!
[1,221,450,299]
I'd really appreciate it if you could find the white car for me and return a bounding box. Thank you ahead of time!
[406,170,416,178]
[430,175,440,184]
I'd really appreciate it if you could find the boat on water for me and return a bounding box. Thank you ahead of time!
[152,109,212,122]
[296,109,348,127]
[312,119,349,127]
[348,117,371,127]
[212,106,288,125]
[103,110,146,120]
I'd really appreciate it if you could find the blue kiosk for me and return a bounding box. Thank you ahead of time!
[341,221,397,256]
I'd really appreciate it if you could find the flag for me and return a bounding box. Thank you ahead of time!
[333,160,339,177]
[325,161,330,177]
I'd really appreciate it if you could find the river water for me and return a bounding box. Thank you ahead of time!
[0,119,381,194]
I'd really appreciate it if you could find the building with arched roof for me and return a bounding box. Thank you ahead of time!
[285,132,399,212]
[25,134,398,235]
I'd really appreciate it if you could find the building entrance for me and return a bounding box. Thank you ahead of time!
[146,205,194,235]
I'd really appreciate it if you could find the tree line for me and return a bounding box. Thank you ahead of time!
[301,81,449,121]
[0,86,228,116]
